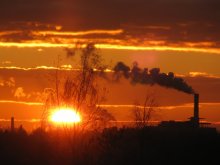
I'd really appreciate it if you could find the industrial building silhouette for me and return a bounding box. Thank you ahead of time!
[159,93,213,129]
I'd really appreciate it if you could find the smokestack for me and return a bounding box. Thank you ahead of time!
[194,94,199,128]
[11,117,14,132]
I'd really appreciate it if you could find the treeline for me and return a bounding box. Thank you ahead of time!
[0,127,219,165]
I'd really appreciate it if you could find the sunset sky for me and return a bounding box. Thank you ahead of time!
[0,0,220,130]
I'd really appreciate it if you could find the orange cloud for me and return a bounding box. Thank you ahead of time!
[0,101,219,110]
[0,118,41,122]
[96,44,220,54]
[32,29,124,36]
[14,87,27,99]
[183,42,216,48]
[0,66,66,71]
[0,41,70,48]
[0,27,220,54]
[189,72,220,78]
[1,60,12,65]
[98,104,193,110]
[0,66,113,73]
[144,25,171,30]
[0,77,15,87]
[99,102,220,110]
[0,100,43,105]
[1,41,220,54]
[0,31,21,36]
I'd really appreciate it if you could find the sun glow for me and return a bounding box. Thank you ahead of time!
[50,108,81,124]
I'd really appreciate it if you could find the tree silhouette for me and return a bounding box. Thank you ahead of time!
[133,92,157,128]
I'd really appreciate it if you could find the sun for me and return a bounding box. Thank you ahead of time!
[50,107,81,124]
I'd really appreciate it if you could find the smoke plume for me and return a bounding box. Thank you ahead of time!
[114,62,194,94]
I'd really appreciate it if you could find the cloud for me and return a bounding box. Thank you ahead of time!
[0,1,220,50]
[0,66,113,75]
[0,66,68,71]
[1,41,220,54]
[0,23,220,53]
[1,60,12,65]
[14,87,26,98]
[12,86,57,101]
[189,72,220,78]
[32,29,123,36]
[34,88,55,102]
[0,77,15,87]
[6,77,15,87]
[0,100,43,105]
[7,85,55,102]
[99,102,220,110]
[1,0,219,26]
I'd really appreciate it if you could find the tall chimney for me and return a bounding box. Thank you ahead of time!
[194,94,199,128]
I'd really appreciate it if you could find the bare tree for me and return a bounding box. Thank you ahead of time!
[133,92,157,128]
[40,43,115,164]
[41,43,114,128]
[63,43,114,129]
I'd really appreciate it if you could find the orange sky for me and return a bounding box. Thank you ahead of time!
[0,67,220,130]
[1,0,220,130]
[1,37,220,131]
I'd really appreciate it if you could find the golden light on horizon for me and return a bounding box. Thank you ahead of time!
[50,108,81,124]
[32,29,123,36]
[1,41,220,54]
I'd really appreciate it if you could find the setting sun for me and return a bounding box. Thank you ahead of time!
[50,108,81,124]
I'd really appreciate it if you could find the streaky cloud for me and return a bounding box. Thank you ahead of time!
[189,72,220,79]
[0,100,43,105]
[95,103,220,110]
[1,42,220,54]
[32,29,123,36]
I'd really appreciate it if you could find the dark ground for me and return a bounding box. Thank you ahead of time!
[0,126,219,165]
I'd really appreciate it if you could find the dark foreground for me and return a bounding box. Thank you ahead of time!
[0,126,219,165]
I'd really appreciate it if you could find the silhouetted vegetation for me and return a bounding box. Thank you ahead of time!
[42,43,114,130]
[133,92,158,128]
[0,126,219,165]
